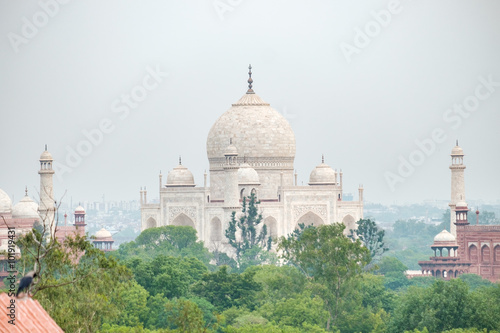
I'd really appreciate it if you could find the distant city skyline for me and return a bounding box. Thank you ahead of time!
[1,1,499,206]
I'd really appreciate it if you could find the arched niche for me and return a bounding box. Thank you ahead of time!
[295,211,324,230]
[264,216,278,238]
[469,244,478,262]
[146,217,157,229]
[494,245,500,263]
[481,244,490,263]
[171,213,196,228]
[342,214,356,235]
[210,217,222,242]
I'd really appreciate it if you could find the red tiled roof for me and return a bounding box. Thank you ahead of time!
[0,293,64,332]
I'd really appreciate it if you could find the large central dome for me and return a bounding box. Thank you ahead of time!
[206,84,296,168]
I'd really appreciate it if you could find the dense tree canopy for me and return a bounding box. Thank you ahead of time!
[279,223,371,330]
[10,218,500,333]
[112,225,213,266]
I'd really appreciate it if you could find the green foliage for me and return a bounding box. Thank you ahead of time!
[406,276,436,288]
[108,280,150,328]
[129,255,208,298]
[279,223,370,330]
[144,293,170,329]
[192,266,262,312]
[385,218,444,269]
[357,274,396,313]
[387,279,500,333]
[458,274,494,290]
[334,275,393,333]
[223,322,327,333]
[225,193,271,270]
[249,265,307,303]
[232,314,268,327]
[375,256,408,275]
[112,226,213,267]
[16,229,132,333]
[258,292,328,328]
[164,298,220,332]
[467,285,500,331]
[349,219,388,265]
[99,323,169,332]
[475,211,500,225]
[374,257,410,291]
[221,307,252,327]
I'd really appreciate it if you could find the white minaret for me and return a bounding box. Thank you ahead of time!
[223,140,240,208]
[449,141,466,237]
[38,145,56,236]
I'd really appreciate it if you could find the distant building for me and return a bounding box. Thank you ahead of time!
[93,228,114,252]
[140,67,364,249]
[0,148,89,280]
[418,143,500,282]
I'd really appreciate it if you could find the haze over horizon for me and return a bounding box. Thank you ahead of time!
[1,1,500,206]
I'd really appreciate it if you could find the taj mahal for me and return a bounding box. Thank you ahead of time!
[140,67,364,247]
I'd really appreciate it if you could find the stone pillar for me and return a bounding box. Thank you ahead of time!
[449,143,466,237]
[38,146,56,236]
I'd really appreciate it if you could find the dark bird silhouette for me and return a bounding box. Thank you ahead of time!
[16,271,37,298]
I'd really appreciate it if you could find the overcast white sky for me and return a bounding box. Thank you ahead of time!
[1,0,499,206]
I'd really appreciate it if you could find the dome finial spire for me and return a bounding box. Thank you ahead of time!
[45,144,47,151]
[456,139,459,146]
[25,186,28,196]
[247,64,254,94]
[322,154,324,164]
[179,155,182,165]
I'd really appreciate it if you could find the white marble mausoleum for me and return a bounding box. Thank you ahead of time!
[140,67,364,248]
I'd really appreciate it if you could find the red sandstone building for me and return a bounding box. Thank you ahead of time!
[418,144,500,282]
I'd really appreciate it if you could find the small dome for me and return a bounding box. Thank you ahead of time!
[95,228,112,239]
[0,189,12,215]
[451,145,464,156]
[309,161,336,185]
[224,142,238,156]
[238,163,260,185]
[456,201,468,208]
[75,205,85,214]
[433,229,456,243]
[166,163,195,187]
[12,195,39,219]
[40,150,53,161]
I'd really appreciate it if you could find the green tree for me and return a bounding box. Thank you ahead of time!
[476,211,500,225]
[278,223,370,330]
[108,280,150,327]
[374,256,409,290]
[467,285,500,331]
[349,219,388,267]
[458,274,494,290]
[113,226,213,266]
[130,255,208,298]
[257,292,329,328]
[334,274,393,333]
[165,298,220,332]
[16,227,131,332]
[191,266,262,312]
[144,293,170,329]
[249,265,307,303]
[225,193,271,270]
[388,279,471,333]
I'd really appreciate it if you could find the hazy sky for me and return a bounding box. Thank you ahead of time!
[1,0,499,206]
